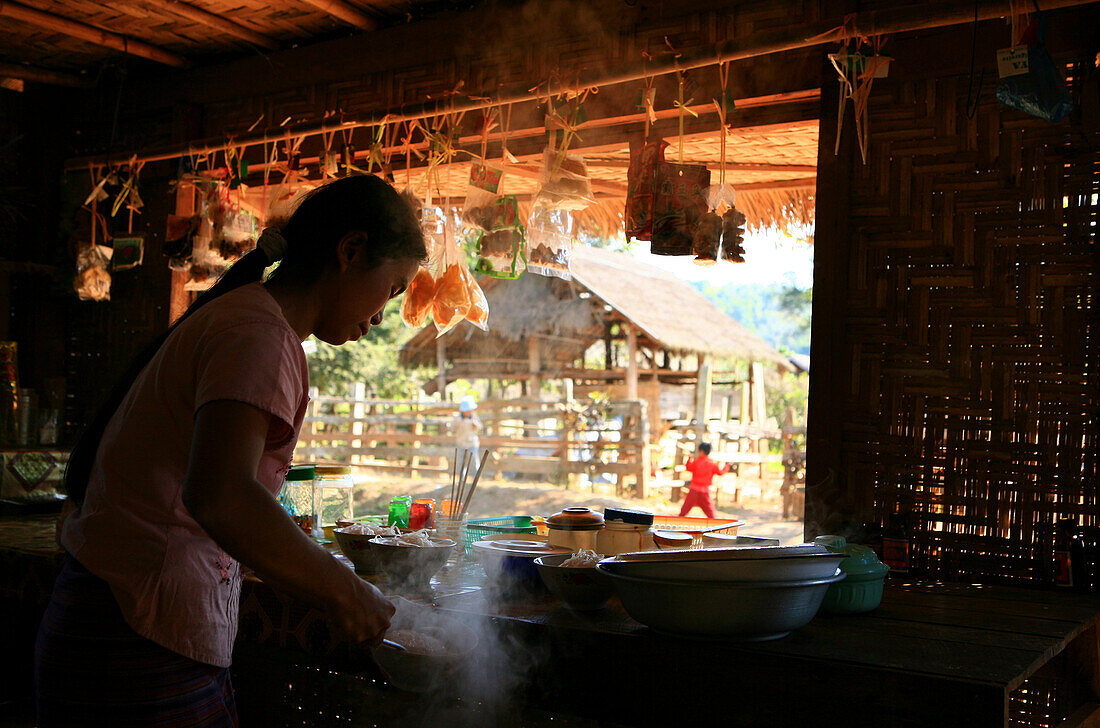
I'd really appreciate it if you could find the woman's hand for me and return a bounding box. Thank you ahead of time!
[325,575,395,647]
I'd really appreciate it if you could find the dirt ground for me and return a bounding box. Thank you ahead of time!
[352,469,805,545]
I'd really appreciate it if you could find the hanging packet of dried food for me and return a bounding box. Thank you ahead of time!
[526,203,572,280]
[432,226,472,336]
[111,236,144,271]
[721,207,747,263]
[461,264,489,330]
[476,195,526,278]
[401,266,437,327]
[461,163,505,230]
[74,244,114,302]
[625,136,668,242]
[533,147,595,212]
[693,183,736,266]
[650,162,711,256]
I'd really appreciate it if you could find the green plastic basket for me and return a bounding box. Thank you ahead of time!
[463,516,537,551]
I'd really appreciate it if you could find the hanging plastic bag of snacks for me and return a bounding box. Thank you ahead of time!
[475,195,526,278]
[534,147,595,212]
[74,244,114,301]
[691,183,736,266]
[650,162,711,256]
[432,225,472,336]
[625,136,668,242]
[721,207,747,263]
[461,264,489,330]
[526,203,573,279]
[401,266,437,327]
[461,163,505,230]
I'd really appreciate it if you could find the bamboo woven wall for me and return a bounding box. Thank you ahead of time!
[807,11,1099,587]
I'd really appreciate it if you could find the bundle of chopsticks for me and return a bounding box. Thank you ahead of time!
[447,449,489,519]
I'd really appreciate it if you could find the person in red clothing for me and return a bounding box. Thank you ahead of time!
[679,442,728,518]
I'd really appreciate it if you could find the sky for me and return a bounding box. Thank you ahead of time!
[620,226,815,290]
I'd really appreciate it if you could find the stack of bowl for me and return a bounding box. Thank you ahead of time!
[597,543,845,641]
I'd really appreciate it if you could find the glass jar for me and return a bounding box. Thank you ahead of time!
[313,465,355,538]
[597,507,656,555]
[546,507,604,552]
[410,500,434,530]
[388,495,412,528]
[278,464,316,535]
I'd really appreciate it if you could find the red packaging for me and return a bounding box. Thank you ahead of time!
[650,161,711,256]
[625,137,668,241]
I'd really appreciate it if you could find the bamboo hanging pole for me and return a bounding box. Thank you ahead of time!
[60,0,1095,169]
[0,0,189,68]
[157,0,279,51]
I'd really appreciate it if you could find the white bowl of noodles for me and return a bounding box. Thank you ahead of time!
[367,531,454,589]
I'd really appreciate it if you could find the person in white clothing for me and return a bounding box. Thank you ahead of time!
[453,396,481,471]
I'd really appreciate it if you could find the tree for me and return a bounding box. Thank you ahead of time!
[306,306,432,397]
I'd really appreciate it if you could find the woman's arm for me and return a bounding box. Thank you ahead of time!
[182,399,393,646]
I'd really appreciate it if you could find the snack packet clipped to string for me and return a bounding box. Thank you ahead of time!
[462,265,489,330]
[475,195,525,278]
[526,203,573,279]
[432,225,471,336]
[625,136,668,242]
[461,163,505,230]
[693,183,736,266]
[651,162,711,256]
[74,244,113,301]
[401,267,437,327]
[534,147,595,212]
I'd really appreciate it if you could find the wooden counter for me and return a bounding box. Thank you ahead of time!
[3,514,1098,727]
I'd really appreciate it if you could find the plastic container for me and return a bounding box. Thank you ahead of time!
[436,512,468,559]
[546,507,605,552]
[388,495,412,528]
[278,464,316,535]
[816,536,890,614]
[464,516,537,552]
[597,507,657,556]
[313,465,355,538]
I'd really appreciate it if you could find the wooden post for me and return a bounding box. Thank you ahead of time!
[694,356,711,445]
[528,336,542,400]
[169,184,196,325]
[750,361,768,477]
[436,337,447,401]
[604,324,613,370]
[625,324,639,401]
[349,382,365,465]
[636,400,650,499]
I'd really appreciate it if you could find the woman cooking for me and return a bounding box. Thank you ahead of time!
[35,175,425,726]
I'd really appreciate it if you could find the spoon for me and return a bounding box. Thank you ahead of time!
[381,639,407,652]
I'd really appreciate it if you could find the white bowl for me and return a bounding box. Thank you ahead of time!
[599,547,845,582]
[598,566,844,641]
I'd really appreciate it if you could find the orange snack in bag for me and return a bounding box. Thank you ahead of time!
[432,263,471,334]
[401,267,437,327]
[462,266,489,329]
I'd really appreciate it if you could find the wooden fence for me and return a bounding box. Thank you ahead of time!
[294,392,651,496]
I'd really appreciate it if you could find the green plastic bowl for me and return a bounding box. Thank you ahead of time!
[816,539,890,614]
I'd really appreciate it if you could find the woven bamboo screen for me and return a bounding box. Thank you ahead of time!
[808,22,1099,587]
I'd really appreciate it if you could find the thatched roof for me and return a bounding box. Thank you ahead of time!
[400,245,792,372]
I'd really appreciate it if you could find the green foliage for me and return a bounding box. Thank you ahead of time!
[692,277,811,356]
[306,303,433,397]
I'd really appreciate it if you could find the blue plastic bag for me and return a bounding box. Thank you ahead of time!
[996,15,1074,122]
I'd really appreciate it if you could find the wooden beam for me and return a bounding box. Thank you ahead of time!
[299,0,377,30]
[0,61,91,87]
[586,160,817,174]
[0,0,189,67]
[736,177,817,191]
[157,0,279,50]
[625,324,639,401]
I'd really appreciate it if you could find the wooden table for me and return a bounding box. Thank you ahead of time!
[3,514,1099,728]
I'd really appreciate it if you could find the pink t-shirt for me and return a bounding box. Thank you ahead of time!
[62,282,309,667]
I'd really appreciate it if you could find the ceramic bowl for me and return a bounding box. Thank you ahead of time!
[598,566,844,641]
[333,528,381,573]
[534,553,615,611]
[374,597,478,692]
[599,546,844,582]
[367,536,454,589]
